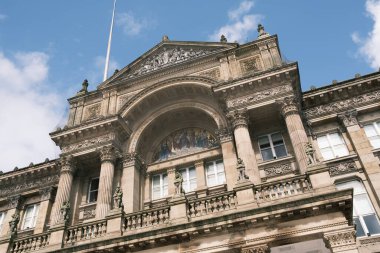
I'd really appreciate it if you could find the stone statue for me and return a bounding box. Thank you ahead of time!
[113,184,123,209]
[174,171,184,196]
[9,213,20,236]
[60,201,70,224]
[78,79,88,94]
[220,34,227,43]
[305,142,317,165]
[237,158,249,181]
[257,24,269,38]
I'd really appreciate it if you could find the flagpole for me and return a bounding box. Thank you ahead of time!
[103,0,117,82]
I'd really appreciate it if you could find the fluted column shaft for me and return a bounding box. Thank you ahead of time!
[51,156,76,225]
[95,146,116,219]
[229,110,260,184]
[278,97,309,174]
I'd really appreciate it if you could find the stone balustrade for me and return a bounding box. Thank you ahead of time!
[123,206,170,232]
[254,175,312,203]
[10,232,50,253]
[187,191,237,218]
[64,219,107,244]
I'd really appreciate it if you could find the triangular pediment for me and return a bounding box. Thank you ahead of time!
[99,40,237,88]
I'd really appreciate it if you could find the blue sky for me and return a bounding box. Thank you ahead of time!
[0,0,379,172]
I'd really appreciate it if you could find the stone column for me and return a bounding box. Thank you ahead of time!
[338,110,380,204]
[216,127,239,190]
[95,146,117,219]
[228,110,260,184]
[278,97,309,174]
[241,244,269,253]
[143,172,151,209]
[34,187,55,234]
[51,156,76,225]
[0,195,23,237]
[323,227,358,253]
[121,152,142,213]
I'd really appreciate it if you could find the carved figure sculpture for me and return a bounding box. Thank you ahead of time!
[78,79,88,93]
[9,213,20,236]
[237,158,249,181]
[113,185,123,209]
[174,171,184,196]
[220,34,227,43]
[305,142,317,165]
[61,201,71,224]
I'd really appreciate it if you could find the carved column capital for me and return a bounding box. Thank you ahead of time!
[167,167,176,175]
[227,109,248,129]
[60,155,77,175]
[337,110,358,127]
[241,244,269,253]
[323,228,357,251]
[7,195,23,209]
[99,145,117,163]
[277,96,299,117]
[194,160,204,168]
[215,127,233,143]
[122,152,143,168]
[39,186,56,201]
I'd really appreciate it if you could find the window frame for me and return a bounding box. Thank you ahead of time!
[87,177,99,203]
[178,166,197,193]
[364,121,380,149]
[317,132,349,160]
[205,159,226,187]
[0,211,5,232]
[336,180,380,237]
[258,132,288,161]
[21,204,40,230]
[151,173,168,200]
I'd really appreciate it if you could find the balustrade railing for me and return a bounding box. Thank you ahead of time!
[10,232,50,253]
[254,175,312,203]
[187,191,237,218]
[123,206,170,232]
[64,219,107,244]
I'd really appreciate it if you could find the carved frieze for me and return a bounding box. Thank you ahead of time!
[84,103,101,121]
[61,134,114,153]
[337,110,358,127]
[128,47,217,78]
[240,56,262,73]
[329,161,357,176]
[7,195,23,209]
[241,244,269,253]
[264,163,293,178]
[196,68,220,79]
[324,230,356,249]
[305,90,380,119]
[227,84,292,108]
[0,174,59,199]
[83,208,96,220]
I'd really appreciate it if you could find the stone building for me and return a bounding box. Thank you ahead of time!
[1,25,380,253]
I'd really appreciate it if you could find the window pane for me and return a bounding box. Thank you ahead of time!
[354,194,374,215]
[207,174,216,186]
[261,148,274,160]
[205,163,215,175]
[90,178,99,191]
[274,145,287,158]
[363,214,380,235]
[353,217,366,237]
[216,161,224,173]
[369,136,380,149]
[329,133,344,145]
[258,136,270,148]
[162,174,168,186]
[217,172,226,184]
[364,125,377,137]
[32,205,39,227]
[320,148,334,160]
[190,179,197,191]
[189,167,196,179]
[152,175,160,187]
[317,136,329,148]
[271,133,284,145]
[333,144,349,157]
[89,192,97,202]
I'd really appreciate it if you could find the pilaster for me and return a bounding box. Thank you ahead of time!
[167,167,176,196]
[34,187,55,234]
[0,195,23,237]
[194,160,207,193]
[217,127,238,190]
[121,152,142,213]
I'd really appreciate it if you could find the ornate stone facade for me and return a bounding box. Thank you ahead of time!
[1,27,380,253]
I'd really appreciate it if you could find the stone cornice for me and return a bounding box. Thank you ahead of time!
[50,115,131,148]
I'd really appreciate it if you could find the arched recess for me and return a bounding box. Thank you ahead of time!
[126,101,228,163]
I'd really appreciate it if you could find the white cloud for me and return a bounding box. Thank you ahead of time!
[352,0,380,69]
[0,52,65,172]
[209,0,262,43]
[116,12,150,36]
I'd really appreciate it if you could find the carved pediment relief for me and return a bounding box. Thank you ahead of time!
[83,103,101,121]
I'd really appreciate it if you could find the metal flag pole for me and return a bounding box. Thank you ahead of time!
[103,0,117,82]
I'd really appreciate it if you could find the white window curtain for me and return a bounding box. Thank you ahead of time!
[337,180,380,237]
[179,166,197,192]
[205,160,226,187]
[22,204,40,230]
[152,173,168,200]
[317,133,349,160]
[364,121,380,149]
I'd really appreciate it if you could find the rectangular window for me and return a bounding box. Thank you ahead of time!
[152,173,168,200]
[364,121,380,149]
[337,181,380,237]
[179,166,197,193]
[205,160,226,187]
[22,204,40,230]
[88,177,99,203]
[258,132,287,161]
[0,212,5,232]
[317,133,349,160]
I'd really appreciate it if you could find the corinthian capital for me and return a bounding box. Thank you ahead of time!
[323,228,356,250]
[7,195,23,209]
[100,145,117,163]
[227,109,248,129]
[337,110,358,127]
[60,155,76,175]
[215,127,233,143]
[277,96,299,117]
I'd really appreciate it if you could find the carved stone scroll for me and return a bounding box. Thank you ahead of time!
[61,134,113,153]
[337,110,358,127]
[264,163,293,178]
[329,161,357,176]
